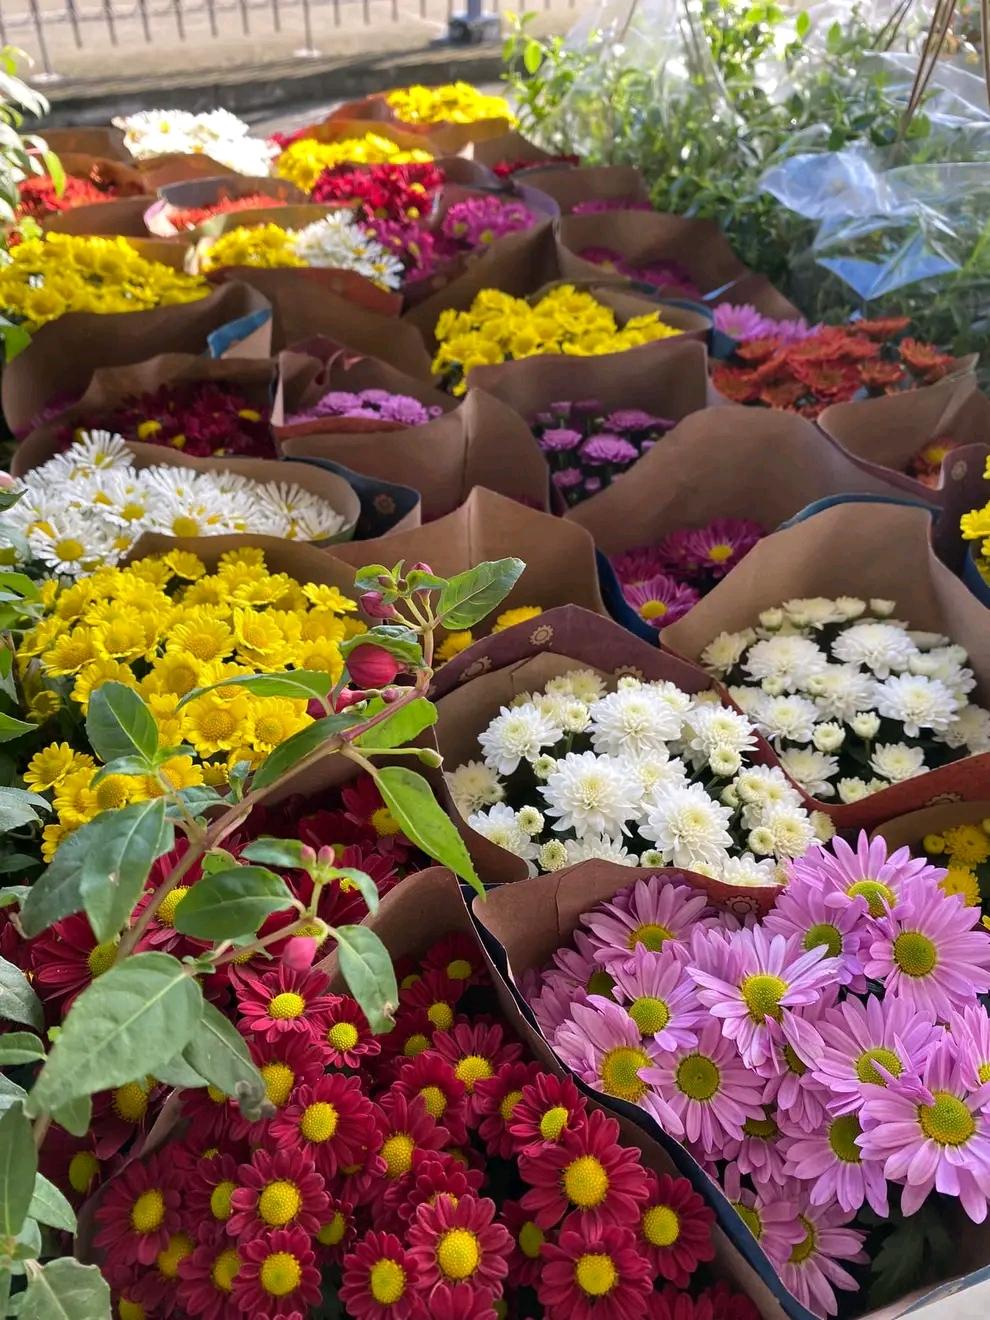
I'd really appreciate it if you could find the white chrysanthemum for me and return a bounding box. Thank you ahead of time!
[114,109,274,174]
[448,760,504,816]
[49,429,131,481]
[641,781,734,871]
[539,751,637,839]
[466,803,539,861]
[708,746,741,777]
[810,811,836,842]
[720,854,781,887]
[907,630,951,652]
[517,806,544,835]
[868,742,927,783]
[834,596,867,620]
[831,621,917,677]
[532,754,558,779]
[478,702,563,776]
[545,668,606,704]
[700,629,756,676]
[912,647,976,700]
[743,635,828,691]
[837,777,871,804]
[849,711,880,739]
[560,701,591,733]
[588,684,688,757]
[625,752,687,810]
[752,693,820,747]
[734,764,805,828]
[530,692,571,724]
[782,597,847,628]
[874,673,959,738]
[804,664,878,722]
[760,803,817,858]
[812,721,845,753]
[289,214,405,290]
[779,747,839,797]
[564,834,637,867]
[83,468,152,527]
[538,840,569,872]
[944,704,990,753]
[683,704,758,762]
[726,684,763,716]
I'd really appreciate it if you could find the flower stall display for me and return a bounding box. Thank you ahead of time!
[385,82,515,127]
[310,160,445,219]
[15,174,119,222]
[698,596,990,804]
[285,387,444,431]
[163,191,293,231]
[275,134,435,194]
[112,108,276,174]
[532,398,677,507]
[961,453,990,587]
[518,835,990,1316]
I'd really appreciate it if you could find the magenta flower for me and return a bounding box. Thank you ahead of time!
[721,1105,788,1186]
[859,1039,990,1221]
[865,873,990,1018]
[763,873,868,989]
[779,1110,888,1216]
[584,878,718,968]
[687,926,840,1069]
[712,303,773,342]
[441,195,536,249]
[756,993,833,1129]
[676,518,766,579]
[950,1004,990,1092]
[722,1162,804,1264]
[604,409,672,432]
[622,575,700,630]
[552,468,583,491]
[608,943,706,1052]
[610,544,669,585]
[791,832,932,922]
[537,427,583,453]
[765,1178,866,1318]
[580,433,639,466]
[812,994,942,1115]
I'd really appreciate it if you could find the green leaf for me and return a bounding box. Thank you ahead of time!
[90,756,157,784]
[0,1104,35,1239]
[523,37,543,73]
[0,959,42,1031]
[436,559,525,629]
[85,683,158,766]
[165,786,227,819]
[0,1077,26,1113]
[177,670,332,709]
[405,569,447,592]
[341,626,423,667]
[50,1096,90,1139]
[26,953,203,1114]
[172,867,292,942]
[0,789,49,833]
[155,1054,206,1089]
[240,838,310,869]
[795,8,810,38]
[826,18,842,51]
[27,1175,75,1233]
[355,697,437,750]
[0,715,35,745]
[375,766,481,895]
[182,999,268,1118]
[251,712,362,791]
[0,1034,44,1066]
[201,848,238,876]
[330,924,398,1033]
[19,1259,111,1320]
[353,564,391,592]
[0,886,29,907]
[0,575,38,604]
[329,867,380,915]
[80,799,172,944]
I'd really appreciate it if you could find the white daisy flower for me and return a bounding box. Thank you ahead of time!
[779,747,839,797]
[743,635,828,691]
[868,742,927,783]
[837,776,871,804]
[849,711,881,739]
[539,751,637,838]
[683,704,758,761]
[538,840,569,872]
[875,673,959,738]
[641,781,734,871]
[831,621,917,677]
[466,803,539,862]
[782,597,847,628]
[588,684,689,758]
[720,854,781,887]
[447,760,505,816]
[478,702,563,776]
[700,628,756,675]
[563,834,637,867]
[752,693,821,747]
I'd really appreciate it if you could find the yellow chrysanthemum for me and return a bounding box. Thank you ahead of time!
[167,612,235,665]
[145,692,185,747]
[437,630,474,662]
[200,224,302,274]
[147,755,205,796]
[941,864,981,907]
[42,821,73,862]
[24,743,78,792]
[492,606,542,633]
[385,82,514,126]
[961,505,990,543]
[90,610,158,664]
[247,697,312,752]
[943,824,990,865]
[163,550,206,581]
[44,628,99,676]
[72,659,138,712]
[183,692,252,757]
[232,608,286,668]
[275,134,433,192]
[301,583,357,613]
[27,689,61,724]
[145,652,207,701]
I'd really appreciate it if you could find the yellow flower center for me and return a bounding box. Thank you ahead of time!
[707,542,735,563]
[918,1091,975,1146]
[318,1212,347,1246]
[740,973,787,1023]
[86,941,118,977]
[404,1032,430,1058]
[743,1112,778,1139]
[210,1180,236,1220]
[628,995,671,1036]
[979,1062,990,1085]
[640,600,669,621]
[382,1133,415,1178]
[130,1189,165,1234]
[437,1228,480,1280]
[419,1086,447,1120]
[156,886,189,927]
[675,1053,720,1102]
[735,1203,762,1239]
[300,1101,339,1143]
[119,1300,145,1320]
[586,969,615,997]
[427,1002,454,1031]
[259,1251,302,1297]
[113,1081,149,1123]
[803,922,842,958]
[268,991,306,1020]
[156,1232,192,1279]
[643,1204,680,1247]
[371,805,400,836]
[54,537,86,563]
[499,1089,524,1122]
[600,1045,650,1103]
[518,1221,544,1258]
[846,879,895,918]
[447,958,472,980]
[540,1105,570,1141]
[627,922,675,952]
[893,931,938,978]
[328,1021,359,1052]
[258,1180,303,1227]
[68,1151,99,1195]
[211,1248,240,1293]
[827,1114,862,1163]
[369,1258,406,1304]
[207,1085,226,1103]
[95,777,130,811]
[563,1155,609,1208]
[575,1253,617,1297]
[171,516,201,539]
[854,1047,902,1086]
[261,1062,295,1108]
[454,1054,493,1092]
[788,1216,817,1265]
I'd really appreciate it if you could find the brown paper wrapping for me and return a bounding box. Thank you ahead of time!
[43,127,128,160]
[566,403,913,555]
[136,153,244,189]
[41,196,154,237]
[519,163,651,213]
[1,281,272,438]
[872,800,990,852]
[281,389,551,521]
[817,369,985,503]
[146,176,308,237]
[663,503,990,831]
[468,130,573,170]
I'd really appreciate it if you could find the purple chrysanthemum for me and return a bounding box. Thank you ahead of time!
[765,1177,866,1318]
[537,427,583,453]
[622,574,700,629]
[721,1105,788,1185]
[812,993,942,1115]
[580,433,639,466]
[763,873,868,989]
[755,993,834,1129]
[610,544,669,585]
[603,409,671,432]
[779,1110,888,1216]
[607,943,706,1053]
[677,518,766,579]
[712,303,773,342]
[722,1162,804,1264]
[552,467,583,490]
[950,1004,990,1092]
[583,878,718,968]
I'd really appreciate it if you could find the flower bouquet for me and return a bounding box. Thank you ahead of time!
[663,503,990,831]
[113,107,276,175]
[960,452,990,592]
[330,82,516,154]
[310,160,445,218]
[144,176,308,237]
[274,128,435,194]
[15,174,120,222]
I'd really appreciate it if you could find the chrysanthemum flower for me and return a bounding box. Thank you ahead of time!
[474,1061,543,1157]
[227,1147,328,1241]
[432,1021,523,1117]
[340,1229,416,1319]
[640,1021,763,1153]
[754,1000,832,1130]
[722,1163,804,1265]
[865,873,990,1018]
[500,1198,548,1287]
[373,1092,450,1195]
[28,912,127,1010]
[270,1074,379,1182]
[780,1108,887,1215]
[687,926,839,1069]
[407,1193,511,1297]
[408,1280,499,1320]
[315,1193,357,1262]
[179,1082,237,1146]
[384,1149,485,1228]
[129,1228,196,1313]
[94,1151,183,1266]
[635,1170,714,1287]
[235,1034,328,1139]
[88,1078,162,1158]
[537,1217,652,1320]
[231,1225,322,1318]
[508,1072,588,1151]
[400,968,465,1035]
[765,1179,866,1318]
[949,1004,990,1091]
[584,878,717,967]
[721,1106,788,1186]
[519,1107,649,1231]
[794,832,930,921]
[812,993,941,1114]
[859,1039,990,1221]
[233,963,337,1042]
[323,995,382,1067]
[608,944,707,1052]
[392,1052,470,1146]
[187,1152,241,1232]
[762,873,868,989]
[697,1280,762,1320]
[176,1236,242,1320]
[622,575,699,629]
[374,1006,437,1077]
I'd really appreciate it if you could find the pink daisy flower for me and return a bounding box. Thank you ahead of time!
[622,575,700,630]
[584,879,718,968]
[721,1163,804,1265]
[227,1147,329,1241]
[93,1151,182,1267]
[233,963,337,1042]
[763,875,868,989]
[764,1178,866,1318]
[865,873,990,1018]
[949,1004,990,1090]
[812,994,942,1114]
[755,993,833,1128]
[608,944,707,1052]
[508,1072,588,1151]
[431,1020,523,1118]
[474,1060,543,1158]
[720,1106,788,1186]
[640,1021,763,1153]
[677,519,765,579]
[409,1282,498,1320]
[391,1051,471,1146]
[269,1074,379,1182]
[384,1150,484,1229]
[687,926,840,1069]
[231,1225,322,1317]
[779,1107,887,1215]
[340,1229,415,1320]
[712,303,773,341]
[793,832,931,922]
[176,1236,242,1320]
[635,1169,715,1287]
[407,1192,511,1298]
[859,1039,990,1221]
[537,1216,653,1320]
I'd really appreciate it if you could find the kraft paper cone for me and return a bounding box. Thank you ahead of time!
[10,353,277,479]
[44,127,127,160]
[145,176,307,237]
[932,442,990,573]
[872,800,990,852]
[662,503,990,832]
[281,389,551,522]
[469,130,572,170]
[41,197,154,237]
[566,404,912,555]
[207,260,399,320]
[519,163,651,213]
[817,369,985,503]
[136,153,242,188]
[2,281,272,438]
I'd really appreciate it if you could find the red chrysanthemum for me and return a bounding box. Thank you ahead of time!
[132,843,209,957]
[647,1285,719,1320]
[187,1152,241,1234]
[29,912,137,1012]
[508,1072,588,1151]
[409,1281,499,1319]
[322,995,382,1068]
[789,358,862,399]
[341,775,412,858]
[94,1151,183,1268]
[710,366,760,404]
[431,1020,523,1118]
[314,1194,357,1262]
[179,1082,238,1146]
[374,1007,437,1077]
[177,1235,243,1320]
[899,337,951,377]
[859,359,905,390]
[392,1051,470,1145]
[698,1281,762,1320]
[233,1034,328,1140]
[400,969,465,1035]
[422,932,487,988]
[475,1061,543,1158]
[89,1078,165,1159]
[339,1229,417,1320]
[758,380,807,410]
[38,1130,105,1208]
[537,1217,653,1320]
[129,1228,196,1313]
[227,1147,328,1240]
[234,963,337,1042]
[269,1074,379,1181]
[519,1108,650,1231]
[501,1198,549,1287]
[373,1092,450,1200]
[849,315,911,338]
[231,1225,322,1318]
[384,1149,485,1228]
[407,1193,511,1297]
[635,1170,715,1287]
[733,338,779,364]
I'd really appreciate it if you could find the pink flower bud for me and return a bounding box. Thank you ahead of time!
[306,698,325,719]
[346,644,403,689]
[380,685,404,703]
[333,687,366,711]
[360,590,398,620]
[299,845,317,869]
[410,561,434,575]
[282,937,318,971]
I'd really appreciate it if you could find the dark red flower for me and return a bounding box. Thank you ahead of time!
[29,912,133,1013]
[94,1151,183,1268]
[231,1225,322,1318]
[422,932,487,987]
[384,1149,485,1228]
[233,963,337,1042]
[233,1034,329,1140]
[400,968,465,1035]
[508,1072,588,1151]
[323,995,382,1068]
[392,1051,470,1145]
[339,1229,416,1319]
[431,1020,523,1118]
[635,1170,715,1286]
[129,1228,196,1315]
[501,1198,548,1287]
[88,1078,164,1159]
[699,1281,762,1320]
[407,1193,511,1297]
[176,1235,243,1320]
[314,1193,357,1261]
[537,1217,653,1319]
[227,1147,329,1241]
[187,1152,241,1234]
[373,1092,450,1200]
[475,1061,543,1157]
[269,1074,379,1181]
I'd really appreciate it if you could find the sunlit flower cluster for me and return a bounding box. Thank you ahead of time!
[920,816,990,912]
[960,453,990,584]
[198,213,406,289]
[275,134,434,193]
[113,107,276,174]
[385,81,515,125]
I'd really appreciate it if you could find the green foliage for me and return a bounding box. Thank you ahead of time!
[329,925,398,1033]
[85,683,159,767]
[376,766,481,895]
[172,864,293,941]
[437,559,526,630]
[19,1259,111,1319]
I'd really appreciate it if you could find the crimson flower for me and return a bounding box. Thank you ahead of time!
[186,1152,241,1234]
[635,1170,715,1286]
[508,1072,588,1151]
[407,1193,511,1297]
[176,1235,243,1320]
[339,1229,417,1319]
[501,1198,548,1287]
[475,1061,543,1158]
[233,1034,328,1140]
[230,1226,322,1318]
[323,995,381,1067]
[269,1074,379,1181]
[372,1092,450,1199]
[431,1020,523,1118]
[227,1147,328,1241]
[392,1051,470,1145]
[94,1151,183,1268]
[400,968,465,1035]
[410,1281,499,1319]
[234,963,337,1042]
[384,1149,484,1228]
[314,1193,357,1262]
[422,932,486,987]
[698,1281,762,1320]
[29,912,135,1013]
[537,1217,653,1320]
